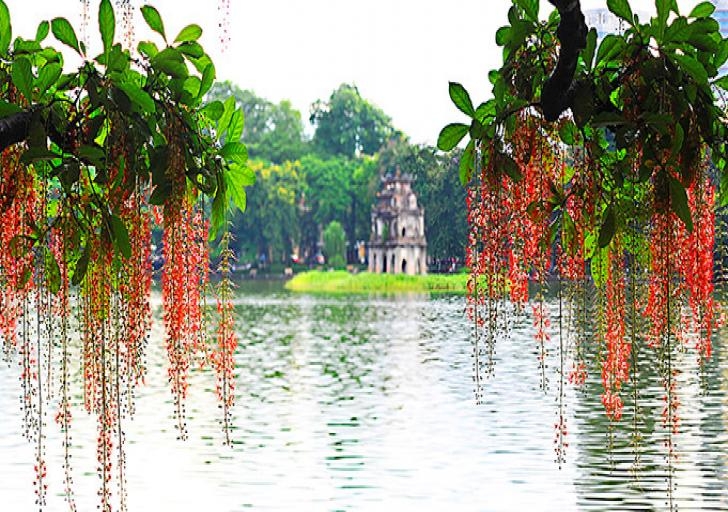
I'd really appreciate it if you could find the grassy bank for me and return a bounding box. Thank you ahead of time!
[284,270,469,294]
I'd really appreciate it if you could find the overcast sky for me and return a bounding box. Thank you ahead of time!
[6,0,704,145]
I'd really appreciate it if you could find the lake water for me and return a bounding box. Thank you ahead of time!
[1,283,727,511]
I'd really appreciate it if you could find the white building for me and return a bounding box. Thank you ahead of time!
[368,171,427,275]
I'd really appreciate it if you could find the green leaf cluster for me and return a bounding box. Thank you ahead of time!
[0,0,252,283]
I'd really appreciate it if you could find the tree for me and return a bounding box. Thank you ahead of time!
[297,154,378,262]
[208,81,308,163]
[439,0,728,482]
[310,83,397,158]
[232,159,303,265]
[0,2,251,509]
[323,220,346,268]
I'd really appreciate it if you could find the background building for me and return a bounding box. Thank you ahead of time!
[368,171,427,275]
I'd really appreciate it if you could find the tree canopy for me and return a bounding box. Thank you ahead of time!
[208,81,308,163]
[310,83,398,158]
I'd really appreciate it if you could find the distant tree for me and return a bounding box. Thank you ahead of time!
[310,83,397,158]
[323,221,347,268]
[231,160,303,264]
[298,155,378,261]
[208,81,307,163]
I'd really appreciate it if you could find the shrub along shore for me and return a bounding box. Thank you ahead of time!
[284,270,469,294]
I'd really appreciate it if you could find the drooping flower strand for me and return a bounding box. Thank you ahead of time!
[680,160,717,362]
[161,122,207,439]
[50,217,77,512]
[115,0,135,49]
[601,245,629,422]
[80,0,91,49]
[0,147,36,355]
[214,231,237,445]
[465,144,487,403]
[218,0,231,51]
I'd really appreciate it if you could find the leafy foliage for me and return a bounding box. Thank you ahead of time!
[441,0,727,477]
[310,83,397,158]
[323,220,347,268]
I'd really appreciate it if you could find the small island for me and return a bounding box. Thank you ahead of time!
[284,270,469,294]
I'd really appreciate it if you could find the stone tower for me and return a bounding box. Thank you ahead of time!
[368,171,427,275]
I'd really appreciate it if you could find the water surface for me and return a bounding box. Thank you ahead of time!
[0,283,726,510]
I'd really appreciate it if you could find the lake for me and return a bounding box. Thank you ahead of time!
[1,282,727,511]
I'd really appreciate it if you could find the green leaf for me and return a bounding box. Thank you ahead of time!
[459,139,475,186]
[690,1,715,18]
[0,100,22,117]
[174,24,202,43]
[221,142,248,164]
[656,0,671,36]
[140,5,166,42]
[598,206,616,248]
[495,26,511,46]
[72,243,90,286]
[198,62,215,100]
[226,162,255,197]
[20,147,58,164]
[516,0,539,21]
[581,28,597,70]
[12,57,33,100]
[607,0,633,24]
[437,123,469,151]
[714,74,728,90]
[690,17,720,35]
[501,153,523,182]
[200,101,224,121]
[449,82,475,117]
[0,0,11,56]
[35,20,49,42]
[668,176,693,231]
[227,108,244,142]
[51,17,81,54]
[559,122,579,145]
[37,62,62,92]
[688,33,719,52]
[474,100,496,123]
[98,0,114,54]
[78,145,106,166]
[669,52,708,84]
[116,82,155,113]
[109,214,131,259]
[664,16,691,42]
[595,35,624,67]
[152,47,188,78]
[671,123,684,155]
[138,40,158,59]
[210,171,227,238]
[218,96,236,135]
[178,41,204,59]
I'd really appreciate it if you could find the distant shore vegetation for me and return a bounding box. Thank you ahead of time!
[284,270,469,294]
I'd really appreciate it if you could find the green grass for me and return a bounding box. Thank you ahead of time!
[284,270,469,294]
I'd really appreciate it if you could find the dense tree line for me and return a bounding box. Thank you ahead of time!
[208,81,467,269]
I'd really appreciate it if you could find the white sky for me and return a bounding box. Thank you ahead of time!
[5,0,704,145]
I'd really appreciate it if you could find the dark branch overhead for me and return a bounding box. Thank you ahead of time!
[541,0,588,121]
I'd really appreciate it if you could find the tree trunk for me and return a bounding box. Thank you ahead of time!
[542,0,588,121]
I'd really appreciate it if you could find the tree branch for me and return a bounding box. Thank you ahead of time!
[0,111,32,152]
[542,0,588,121]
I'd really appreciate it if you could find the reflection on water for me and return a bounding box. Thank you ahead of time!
[0,283,727,511]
